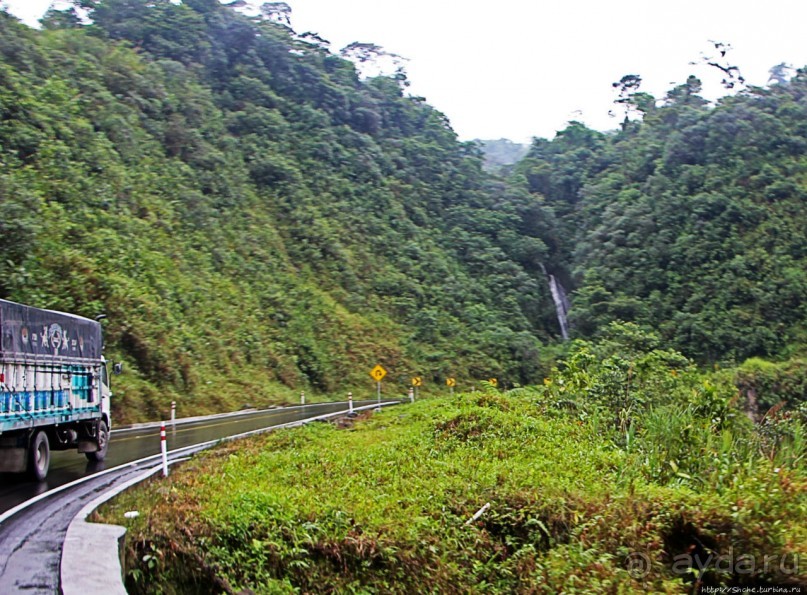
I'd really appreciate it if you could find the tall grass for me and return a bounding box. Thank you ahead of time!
[97,383,806,593]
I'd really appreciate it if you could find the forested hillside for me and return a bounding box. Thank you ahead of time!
[0,0,559,422]
[514,74,807,364]
[1,0,805,424]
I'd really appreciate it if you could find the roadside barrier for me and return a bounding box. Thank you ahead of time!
[160,422,168,477]
[59,401,401,594]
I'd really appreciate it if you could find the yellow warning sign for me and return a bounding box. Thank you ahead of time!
[412,377,422,386]
[446,377,456,387]
[488,378,498,387]
[370,365,387,382]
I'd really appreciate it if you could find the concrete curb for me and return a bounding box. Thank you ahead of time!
[60,402,400,594]
[61,464,163,595]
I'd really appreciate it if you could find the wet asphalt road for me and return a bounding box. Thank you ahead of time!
[0,400,397,593]
[0,401,382,515]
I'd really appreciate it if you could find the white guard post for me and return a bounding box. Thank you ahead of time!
[160,422,169,477]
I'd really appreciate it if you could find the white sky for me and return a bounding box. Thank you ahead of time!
[4,0,807,143]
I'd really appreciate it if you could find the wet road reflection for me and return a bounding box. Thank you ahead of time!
[0,401,381,514]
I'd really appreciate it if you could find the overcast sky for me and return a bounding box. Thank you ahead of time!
[5,0,807,143]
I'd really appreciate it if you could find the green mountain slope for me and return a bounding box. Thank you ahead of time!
[2,1,806,423]
[514,75,807,364]
[0,2,559,422]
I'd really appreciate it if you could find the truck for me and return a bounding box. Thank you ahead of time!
[0,299,112,480]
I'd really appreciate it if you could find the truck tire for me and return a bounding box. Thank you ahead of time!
[85,420,109,462]
[28,430,50,481]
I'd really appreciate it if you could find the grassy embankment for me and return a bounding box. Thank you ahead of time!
[98,368,806,594]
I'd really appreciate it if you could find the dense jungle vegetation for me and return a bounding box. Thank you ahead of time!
[514,74,807,365]
[1,0,802,591]
[0,0,561,421]
[101,332,807,592]
[0,0,805,426]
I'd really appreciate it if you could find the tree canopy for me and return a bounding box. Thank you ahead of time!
[1,0,805,421]
[514,68,807,364]
[0,1,560,420]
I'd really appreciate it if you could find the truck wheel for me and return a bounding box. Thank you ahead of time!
[85,420,109,462]
[28,430,50,481]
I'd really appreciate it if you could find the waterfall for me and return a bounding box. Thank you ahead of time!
[548,274,571,340]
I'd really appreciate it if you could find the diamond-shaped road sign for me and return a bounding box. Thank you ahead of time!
[446,377,456,387]
[370,365,387,382]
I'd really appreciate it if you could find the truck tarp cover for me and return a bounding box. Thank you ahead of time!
[0,299,102,362]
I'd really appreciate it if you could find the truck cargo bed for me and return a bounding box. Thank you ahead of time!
[0,300,104,433]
